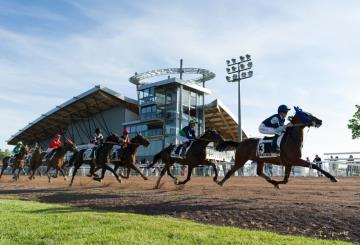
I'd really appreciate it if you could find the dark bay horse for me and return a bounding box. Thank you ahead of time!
[44,139,77,183]
[112,134,150,181]
[28,145,45,180]
[0,145,27,181]
[69,133,123,186]
[216,107,338,188]
[147,128,224,189]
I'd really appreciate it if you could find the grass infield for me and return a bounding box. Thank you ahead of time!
[0,199,350,245]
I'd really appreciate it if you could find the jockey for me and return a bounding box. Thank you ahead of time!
[44,134,62,160]
[90,128,103,159]
[175,119,197,156]
[12,141,23,156]
[91,128,104,146]
[258,105,292,152]
[121,129,130,148]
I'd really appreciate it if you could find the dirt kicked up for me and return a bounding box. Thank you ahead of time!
[0,176,359,243]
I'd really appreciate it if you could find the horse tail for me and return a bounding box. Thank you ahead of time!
[216,140,240,152]
[147,144,175,168]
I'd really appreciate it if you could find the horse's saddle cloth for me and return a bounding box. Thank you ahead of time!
[257,136,281,158]
[110,145,122,161]
[83,148,95,161]
[170,142,193,159]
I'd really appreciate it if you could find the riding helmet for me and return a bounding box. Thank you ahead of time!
[278,105,291,113]
[123,129,129,135]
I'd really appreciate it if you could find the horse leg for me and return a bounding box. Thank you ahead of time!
[43,164,52,183]
[218,157,247,186]
[94,164,121,184]
[166,165,178,183]
[57,167,67,181]
[294,159,337,182]
[0,162,8,179]
[130,164,148,180]
[256,161,280,188]
[69,162,81,187]
[176,166,193,185]
[154,167,167,189]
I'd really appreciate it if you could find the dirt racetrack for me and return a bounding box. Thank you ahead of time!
[0,175,359,242]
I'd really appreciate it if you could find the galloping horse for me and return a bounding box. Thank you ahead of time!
[216,107,338,188]
[69,133,123,186]
[44,139,77,183]
[112,133,150,181]
[147,128,224,189]
[0,145,27,181]
[28,145,45,180]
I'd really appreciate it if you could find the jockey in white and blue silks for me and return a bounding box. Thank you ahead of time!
[258,105,292,152]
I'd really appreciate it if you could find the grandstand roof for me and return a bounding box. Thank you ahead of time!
[7,86,138,145]
[205,99,247,141]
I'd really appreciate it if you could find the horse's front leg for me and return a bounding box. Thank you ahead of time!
[256,161,282,188]
[130,164,148,180]
[294,158,337,182]
[176,165,193,185]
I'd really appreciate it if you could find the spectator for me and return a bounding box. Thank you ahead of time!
[313,154,322,177]
[346,155,354,176]
[265,163,273,177]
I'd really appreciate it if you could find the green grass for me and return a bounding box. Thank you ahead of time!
[0,199,349,245]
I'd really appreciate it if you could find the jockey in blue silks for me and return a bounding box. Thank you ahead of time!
[175,119,197,156]
[258,105,293,152]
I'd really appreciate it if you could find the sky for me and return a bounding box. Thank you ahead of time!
[0,0,359,159]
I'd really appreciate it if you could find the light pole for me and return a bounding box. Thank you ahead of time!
[225,54,253,142]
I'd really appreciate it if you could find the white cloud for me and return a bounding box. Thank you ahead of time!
[0,0,359,158]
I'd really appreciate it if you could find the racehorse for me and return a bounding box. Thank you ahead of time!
[0,145,27,181]
[43,139,77,183]
[28,145,45,180]
[111,133,150,181]
[147,128,224,189]
[69,133,123,186]
[216,107,338,188]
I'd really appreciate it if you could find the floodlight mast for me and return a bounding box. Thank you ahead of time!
[225,54,254,142]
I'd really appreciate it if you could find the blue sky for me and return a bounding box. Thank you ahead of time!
[0,0,359,159]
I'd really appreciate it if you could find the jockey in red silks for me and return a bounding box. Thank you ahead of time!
[44,134,62,161]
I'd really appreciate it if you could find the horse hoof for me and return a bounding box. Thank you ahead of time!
[144,177,148,181]
[93,177,101,182]
[274,184,280,189]
[331,177,338,183]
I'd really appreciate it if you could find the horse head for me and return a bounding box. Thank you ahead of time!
[64,138,77,152]
[201,128,224,146]
[131,133,150,147]
[107,132,122,144]
[291,106,322,128]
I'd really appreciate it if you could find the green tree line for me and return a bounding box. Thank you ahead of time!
[0,149,11,160]
[348,105,360,139]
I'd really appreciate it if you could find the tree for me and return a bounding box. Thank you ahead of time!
[348,105,360,139]
[0,149,11,160]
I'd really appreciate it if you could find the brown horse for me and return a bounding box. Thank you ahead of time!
[112,133,150,180]
[147,128,224,189]
[69,133,123,186]
[216,107,338,188]
[43,139,77,183]
[28,145,45,180]
[0,145,27,181]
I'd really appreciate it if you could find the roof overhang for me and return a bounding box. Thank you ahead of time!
[138,78,211,94]
[7,85,138,145]
[205,99,247,141]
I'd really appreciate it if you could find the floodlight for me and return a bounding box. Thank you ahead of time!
[248,71,253,77]
[233,74,238,80]
[231,66,236,72]
[226,76,231,82]
[247,62,253,68]
[226,60,231,65]
[241,72,247,78]
[231,58,236,64]
[239,56,245,61]
[240,64,245,70]
[246,54,251,60]
[226,68,231,73]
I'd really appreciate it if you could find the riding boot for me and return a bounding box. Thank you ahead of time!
[272,135,279,153]
[180,143,188,157]
[174,145,182,155]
